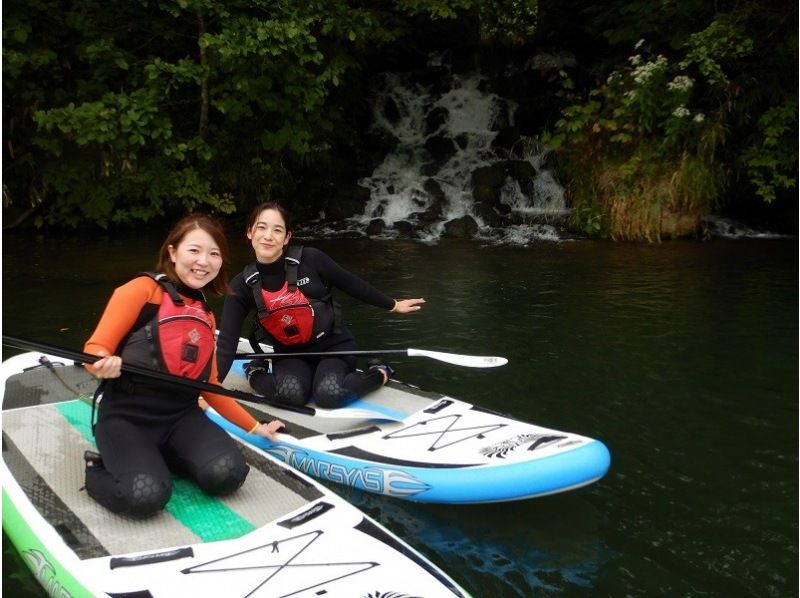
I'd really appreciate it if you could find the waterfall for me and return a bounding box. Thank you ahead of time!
[349,54,569,244]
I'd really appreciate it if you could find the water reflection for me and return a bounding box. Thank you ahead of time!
[336,485,608,596]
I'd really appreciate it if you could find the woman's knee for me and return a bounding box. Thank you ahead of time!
[276,374,310,406]
[314,371,348,408]
[127,472,172,517]
[251,370,309,406]
[87,470,172,519]
[195,451,250,496]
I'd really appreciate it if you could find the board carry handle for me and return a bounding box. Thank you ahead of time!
[1,335,403,421]
[238,348,508,368]
[110,547,194,569]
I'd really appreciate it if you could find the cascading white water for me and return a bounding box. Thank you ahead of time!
[359,73,500,227]
[701,215,792,239]
[354,55,569,243]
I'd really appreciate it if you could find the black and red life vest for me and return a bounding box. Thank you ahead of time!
[119,272,215,381]
[91,273,217,431]
[244,246,336,347]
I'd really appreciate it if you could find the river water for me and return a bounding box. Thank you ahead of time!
[2,231,797,597]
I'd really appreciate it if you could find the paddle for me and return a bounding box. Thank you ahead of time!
[236,348,508,368]
[1,335,402,421]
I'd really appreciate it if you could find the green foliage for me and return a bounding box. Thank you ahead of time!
[476,0,538,44]
[399,0,538,45]
[545,1,797,239]
[582,0,715,48]
[398,0,475,20]
[1,0,436,228]
[3,0,549,229]
[740,100,798,203]
[679,17,754,88]
[548,40,725,161]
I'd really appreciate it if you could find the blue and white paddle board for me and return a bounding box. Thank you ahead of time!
[212,357,611,504]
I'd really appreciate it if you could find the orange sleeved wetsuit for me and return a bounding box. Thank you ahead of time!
[84,276,259,433]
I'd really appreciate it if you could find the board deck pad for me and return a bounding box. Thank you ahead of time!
[3,354,467,597]
[2,380,315,557]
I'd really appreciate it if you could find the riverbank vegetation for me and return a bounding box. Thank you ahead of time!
[3,1,796,239]
[543,0,797,240]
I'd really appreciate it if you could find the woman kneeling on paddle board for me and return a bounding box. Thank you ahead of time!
[83,213,284,519]
[216,201,424,408]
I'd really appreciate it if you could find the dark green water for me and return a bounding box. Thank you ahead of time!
[2,232,797,597]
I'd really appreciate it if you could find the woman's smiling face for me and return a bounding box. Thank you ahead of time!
[247,208,291,263]
[168,228,223,289]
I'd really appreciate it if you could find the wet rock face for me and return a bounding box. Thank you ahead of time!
[442,215,479,238]
[351,61,566,240]
[299,51,574,242]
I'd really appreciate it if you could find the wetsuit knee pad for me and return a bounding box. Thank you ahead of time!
[314,372,348,408]
[276,375,310,406]
[105,472,171,519]
[196,451,250,496]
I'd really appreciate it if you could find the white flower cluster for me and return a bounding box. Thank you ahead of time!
[635,39,645,50]
[632,55,667,84]
[693,113,705,123]
[672,106,690,118]
[667,76,694,91]
[629,54,643,66]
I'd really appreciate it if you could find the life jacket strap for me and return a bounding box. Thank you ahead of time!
[284,246,303,292]
[139,272,186,306]
[243,264,269,320]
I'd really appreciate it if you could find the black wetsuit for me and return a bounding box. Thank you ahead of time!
[86,280,250,519]
[217,247,395,408]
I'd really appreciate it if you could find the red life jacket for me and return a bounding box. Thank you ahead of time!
[244,247,335,347]
[120,273,215,381]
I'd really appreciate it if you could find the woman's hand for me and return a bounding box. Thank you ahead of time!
[254,419,285,441]
[391,298,425,313]
[89,355,122,379]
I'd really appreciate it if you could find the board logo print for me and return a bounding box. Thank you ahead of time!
[266,446,431,498]
[479,433,568,458]
[22,549,71,598]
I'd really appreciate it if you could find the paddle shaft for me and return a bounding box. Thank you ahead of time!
[238,348,507,368]
[1,335,316,416]
[238,349,411,360]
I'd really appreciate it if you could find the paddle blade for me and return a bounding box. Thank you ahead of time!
[407,349,508,368]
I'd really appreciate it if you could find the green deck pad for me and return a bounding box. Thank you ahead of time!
[56,400,256,542]
[164,479,255,540]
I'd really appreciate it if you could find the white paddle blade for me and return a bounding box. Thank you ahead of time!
[407,349,508,368]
